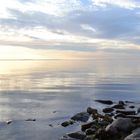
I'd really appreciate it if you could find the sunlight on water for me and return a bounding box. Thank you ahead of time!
[0,59,140,139]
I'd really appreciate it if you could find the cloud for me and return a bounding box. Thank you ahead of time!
[91,0,140,9]
[0,0,140,56]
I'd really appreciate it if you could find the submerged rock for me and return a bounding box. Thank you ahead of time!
[71,112,90,122]
[95,100,113,105]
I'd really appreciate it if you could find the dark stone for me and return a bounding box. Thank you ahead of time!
[112,104,125,109]
[61,135,78,140]
[124,128,140,140]
[71,112,90,122]
[67,131,86,140]
[116,110,136,115]
[137,108,140,113]
[106,118,135,135]
[85,128,96,135]
[114,113,126,119]
[95,100,113,105]
[6,120,12,124]
[83,136,95,140]
[105,113,114,117]
[125,101,134,103]
[95,128,110,140]
[118,101,125,105]
[87,107,97,115]
[103,108,114,113]
[61,120,75,127]
[25,119,36,121]
[81,121,96,131]
[49,124,53,127]
[129,105,135,109]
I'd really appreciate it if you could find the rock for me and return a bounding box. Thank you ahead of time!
[83,135,95,140]
[129,106,135,109]
[85,128,96,135]
[125,101,134,103]
[103,115,113,123]
[95,100,113,105]
[112,104,125,109]
[124,128,140,140]
[116,110,136,115]
[118,101,125,105]
[114,113,126,119]
[71,112,90,122]
[25,119,36,121]
[61,120,75,127]
[106,118,135,135]
[103,108,114,113]
[87,107,97,115]
[6,120,12,124]
[49,124,53,127]
[81,121,96,131]
[67,131,86,140]
[137,108,140,113]
[60,135,78,140]
[95,128,110,140]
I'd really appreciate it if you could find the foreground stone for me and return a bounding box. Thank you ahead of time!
[106,118,135,135]
[60,100,140,140]
[124,128,140,140]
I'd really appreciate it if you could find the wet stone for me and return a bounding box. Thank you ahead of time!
[116,110,136,115]
[25,119,36,121]
[112,104,125,109]
[103,108,114,113]
[114,113,126,119]
[129,105,135,109]
[106,118,135,135]
[61,120,75,127]
[71,112,90,122]
[85,128,96,135]
[95,100,113,105]
[87,107,97,115]
[81,121,96,131]
[6,120,12,124]
[67,131,86,140]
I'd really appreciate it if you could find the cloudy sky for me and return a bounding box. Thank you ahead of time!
[0,0,140,59]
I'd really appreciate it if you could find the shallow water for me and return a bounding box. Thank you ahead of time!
[0,59,140,140]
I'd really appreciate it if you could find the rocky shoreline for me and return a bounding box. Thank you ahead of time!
[60,100,140,140]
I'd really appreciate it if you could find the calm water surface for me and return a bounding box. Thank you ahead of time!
[0,59,140,140]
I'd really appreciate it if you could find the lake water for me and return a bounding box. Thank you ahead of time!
[0,59,140,140]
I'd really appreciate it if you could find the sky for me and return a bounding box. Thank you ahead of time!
[0,0,140,59]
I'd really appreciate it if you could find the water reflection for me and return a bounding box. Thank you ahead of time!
[0,59,140,139]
